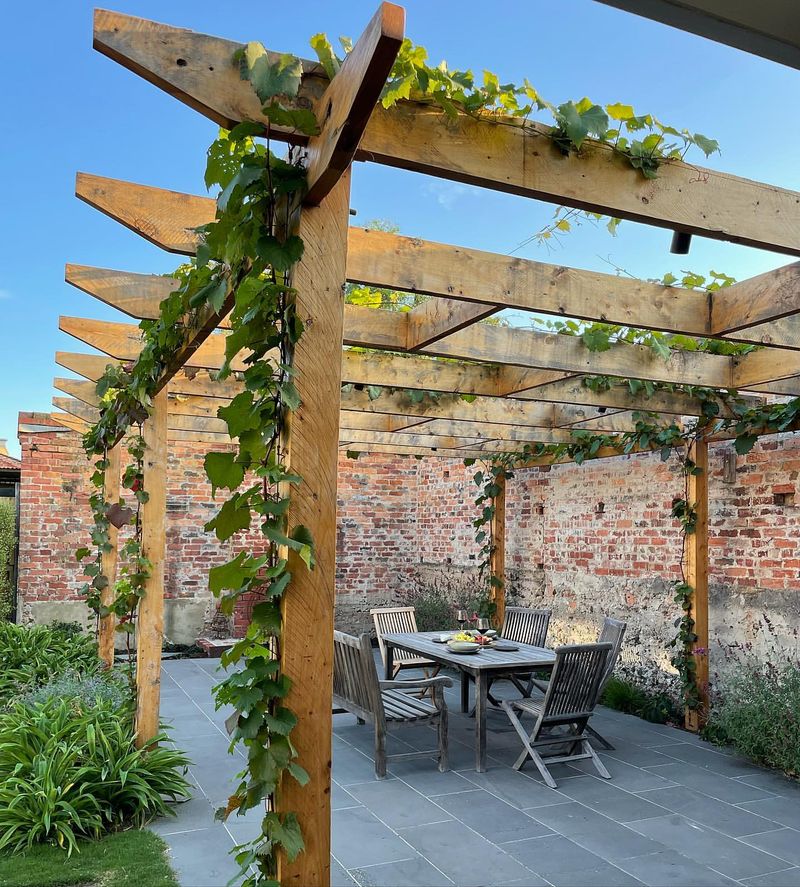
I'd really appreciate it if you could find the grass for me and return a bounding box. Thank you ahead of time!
[0,829,179,887]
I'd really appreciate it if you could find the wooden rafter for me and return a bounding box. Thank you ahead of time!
[93,10,800,255]
[72,177,800,350]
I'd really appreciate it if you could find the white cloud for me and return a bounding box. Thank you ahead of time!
[422,180,481,210]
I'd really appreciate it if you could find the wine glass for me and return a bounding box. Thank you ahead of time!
[456,609,469,631]
[475,618,491,637]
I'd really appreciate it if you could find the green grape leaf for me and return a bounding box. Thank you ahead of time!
[205,452,245,495]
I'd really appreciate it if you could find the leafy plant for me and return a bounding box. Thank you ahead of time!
[20,669,130,712]
[0,697,190,855]
[705,659,800,778]
[0,499,15,621]
[601,676,680,724]
[0,622,101,706]
[396,586,455,632]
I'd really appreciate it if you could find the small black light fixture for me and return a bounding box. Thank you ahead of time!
[595,501,605,515]
[670,230,692,255]
[349,207,357,216]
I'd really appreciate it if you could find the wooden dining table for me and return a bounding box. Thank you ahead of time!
[382,631,556,772]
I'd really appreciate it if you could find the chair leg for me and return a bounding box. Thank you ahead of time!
[437,706,450,772]
[583,738,612,779]
[374,724,387,780]
[502,702,558,788]
[586,723,615,751]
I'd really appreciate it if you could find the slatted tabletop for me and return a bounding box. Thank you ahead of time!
[382,631,557,772]
[382,631,555,673]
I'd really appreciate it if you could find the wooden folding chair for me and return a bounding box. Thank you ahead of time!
[371,606,440,696]
[502,642,613,788]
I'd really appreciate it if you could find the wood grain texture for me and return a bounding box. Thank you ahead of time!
[277,172,351,886]
[135,389,168,748]
[98,444,121,667]
[304,3,403,205]
[684,436,709,732]
[58,316,248,372]
[408,299,499,350]
[95,10,800,254]
[711,262,800,334]
[490,472,506,630]
[349,226,709,335]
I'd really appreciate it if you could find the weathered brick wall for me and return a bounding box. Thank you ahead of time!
[16,412,800,685]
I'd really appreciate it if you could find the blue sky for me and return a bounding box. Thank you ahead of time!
[2,0,800,457]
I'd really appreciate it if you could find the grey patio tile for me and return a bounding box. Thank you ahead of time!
[642,762,775,804]
[544,862,645,886]
[332,806,415,869]
[346,778,453,830]
[741,867,800,886]
[526,802,665,860]
[737,771,800,795]
[626,813,789,879]
[554,776,670,822]
[389,758,475,794]
[149,794,218,835]
[615,850,740,886]
[568,818,667,862]
[433,789,555,843]
[165,825,240,887]
[331,858,359,886]
[332,781,361,811]
[505,833,608,876]
[740,828,800,866]
[649,741,758,776]
[333,738,383,785]
[602,739,681,769]
[739,796,800,830]
[349,856,453,886]
[637,786,780,837]
[459,764,577,810]
[567,755,677,791]
[398,819,534,886]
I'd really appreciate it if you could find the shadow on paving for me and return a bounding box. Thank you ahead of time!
[152,659,800,887]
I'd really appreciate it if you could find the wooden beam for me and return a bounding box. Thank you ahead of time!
[710,263,800,335]
[732,348,800,388]
[407,299,499,350]
[348,226,710,336]
[489,472,506,630]
[339,442,498,459]
[135,388,168,748]
[50,411,231,444]
[303,3,403,205]
[59,316,247,372]
[343,307,736,389]
[76,172,211,255]
[277,172,351,885]
[95,10,800,255]
[341,428,496,450]
[98,443,121,667]
[684,436,709,732]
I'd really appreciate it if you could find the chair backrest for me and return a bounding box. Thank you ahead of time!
[333,631,384,723]
[502,607,551,647]
[541,642,613,726]
[371,607,419,666]
[596,617,627,700]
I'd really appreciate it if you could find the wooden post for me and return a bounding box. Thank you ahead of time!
[685,436,709,732]
[135,388,168,748]
[490,472,507,629]
[98,443,121,667]
[278,171,351,886]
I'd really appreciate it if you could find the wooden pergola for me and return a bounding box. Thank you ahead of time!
[51,5,800,883]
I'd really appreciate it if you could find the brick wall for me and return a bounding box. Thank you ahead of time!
[15,412,800,688]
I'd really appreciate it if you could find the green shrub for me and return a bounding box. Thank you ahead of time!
[0,697,191,855]
[0,622,101,705]
[397,586,455,632]
[0,499,14,622]
[20,669,129,711]
[601,676,681,724]
[706,659,800,778]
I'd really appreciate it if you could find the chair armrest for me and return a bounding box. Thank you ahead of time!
[379,676,453,691]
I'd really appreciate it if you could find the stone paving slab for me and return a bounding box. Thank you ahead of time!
[153,659,800,887]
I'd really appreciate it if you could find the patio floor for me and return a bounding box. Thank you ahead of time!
[154,658,800,887]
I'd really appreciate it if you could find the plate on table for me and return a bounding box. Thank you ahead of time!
[433,633,454,644]
[447,641,480,654]
[466,629,497,639]
[492,641,519,652]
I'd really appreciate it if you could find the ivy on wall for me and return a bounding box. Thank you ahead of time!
[0,499,15,622]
